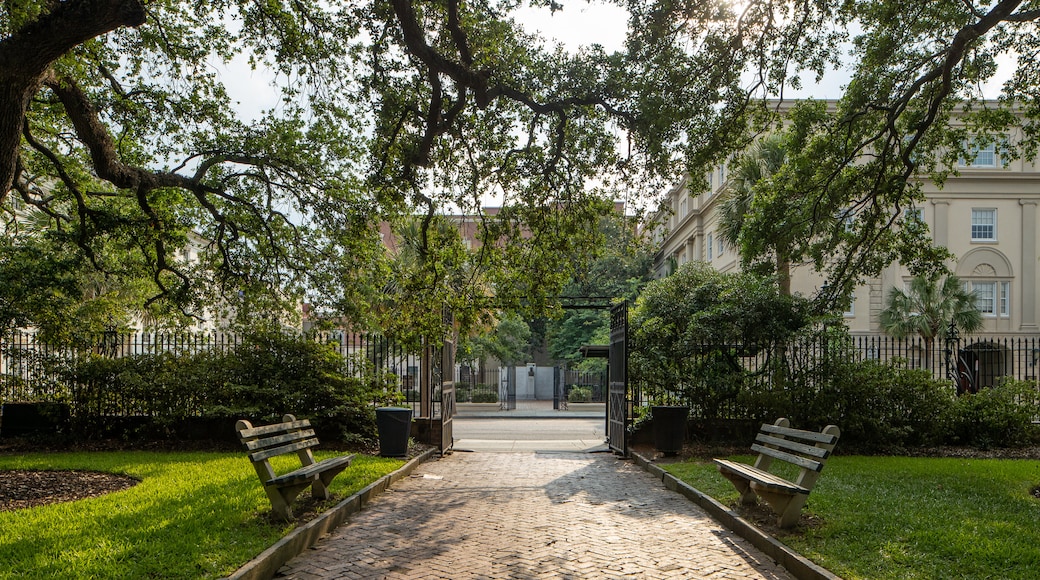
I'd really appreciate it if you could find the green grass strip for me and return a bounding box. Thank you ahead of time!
[664,455,1040,580]
[0,451,404,579]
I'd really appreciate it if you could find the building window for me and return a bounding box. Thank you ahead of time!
[8,193,25,212]
[973,282,996,315]
[959,140,998,168]
[904,208,924,223]
[717,236,724,257]
[680,197,688,218]
[837,208,855,232]
[844,295,855,318]
[971,209,996,241]
[707,233,713,260]
[966,280,1010,318]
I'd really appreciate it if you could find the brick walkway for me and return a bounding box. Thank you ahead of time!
[276,452,793,579]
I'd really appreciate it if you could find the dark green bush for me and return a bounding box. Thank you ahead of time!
[471,391,498,403]
[948,379,1040,448]
[805,359,955,451]
[63,330,388,443]
[568,386,592,403]
[205,330,385,442]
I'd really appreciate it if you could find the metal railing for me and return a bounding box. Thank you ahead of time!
[629,333,1040,420]
[0,330,491,421]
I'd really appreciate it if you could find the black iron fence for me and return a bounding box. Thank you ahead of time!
[0,330,488,421]
[630,333,1040,421]
[455,366,501,403]
[564,369,607,402]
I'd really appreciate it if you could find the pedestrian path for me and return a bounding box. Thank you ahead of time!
[276,452,793,579]
[456,400,605,419]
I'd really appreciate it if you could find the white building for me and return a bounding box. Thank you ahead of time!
[651,101,1040,338]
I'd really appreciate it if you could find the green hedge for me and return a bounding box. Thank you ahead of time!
[62,330,392,444]
[949,379,1040,448]
[568,386,593,403]
[732,357,1039,451]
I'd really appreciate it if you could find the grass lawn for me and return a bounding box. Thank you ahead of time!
[664,455,1040,580]
[0,450,405,579]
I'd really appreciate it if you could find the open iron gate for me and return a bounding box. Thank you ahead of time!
[439,340,455,454]
[438,310,456,455]
[607,301,628,455]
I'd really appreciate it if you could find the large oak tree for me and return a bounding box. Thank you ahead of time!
[3,0,1040,336]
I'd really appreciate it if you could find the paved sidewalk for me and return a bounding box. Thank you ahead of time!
[276,452,793,579]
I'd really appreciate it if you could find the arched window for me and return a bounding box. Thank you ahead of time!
[956,248,1013,318]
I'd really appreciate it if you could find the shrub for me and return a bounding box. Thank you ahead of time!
[806,359,955,450]
[63,330,386,443]
[568,386,593,403]
[948,379,1040,448]
[471,391,498,403]
[629,262,812,409]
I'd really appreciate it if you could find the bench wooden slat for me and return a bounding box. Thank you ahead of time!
[755,433,831,459]
[715,459,809,494]
[750,443,823,472]
[760,423,837,444]
[269,454,355,486]
[236,415,356,521]
[248,437,320,462]
[715,419,839,529]
[238,419,312,440]
[244,429,317,452]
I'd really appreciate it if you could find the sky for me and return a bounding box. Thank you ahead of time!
[216,1,860,124]
[217,1,1016,122]
[210,1,1012,213]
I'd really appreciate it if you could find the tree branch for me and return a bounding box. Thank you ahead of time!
[0,0,147,196]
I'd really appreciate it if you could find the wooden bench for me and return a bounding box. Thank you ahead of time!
[235,414,355,520]
[714,418,840,528]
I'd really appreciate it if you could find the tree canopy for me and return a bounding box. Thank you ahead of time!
[4,0,1040,338]
[629,261,812,407]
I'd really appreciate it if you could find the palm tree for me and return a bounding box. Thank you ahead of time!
[717,133,793,294]
[879,275,983,367]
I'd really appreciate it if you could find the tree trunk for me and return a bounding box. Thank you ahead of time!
[923,337,934,369]
[777,255,792,296]
[0,0,147,197]
[0,79,32,202]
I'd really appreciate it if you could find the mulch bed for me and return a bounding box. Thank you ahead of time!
[0,469,139,512]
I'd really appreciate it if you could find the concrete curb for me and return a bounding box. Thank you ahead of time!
[225,448,438,580]
[629,451,842,580]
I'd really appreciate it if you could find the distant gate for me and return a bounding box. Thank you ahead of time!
[504,367,517,410]
[607,301,628,455]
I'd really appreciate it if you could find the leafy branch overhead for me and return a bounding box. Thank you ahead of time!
[2,1,1040,333]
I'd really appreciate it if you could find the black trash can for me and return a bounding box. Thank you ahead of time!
[376,407,413,457]
[651,405,689,455]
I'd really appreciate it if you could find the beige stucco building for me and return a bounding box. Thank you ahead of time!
[650,101,1040,338]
